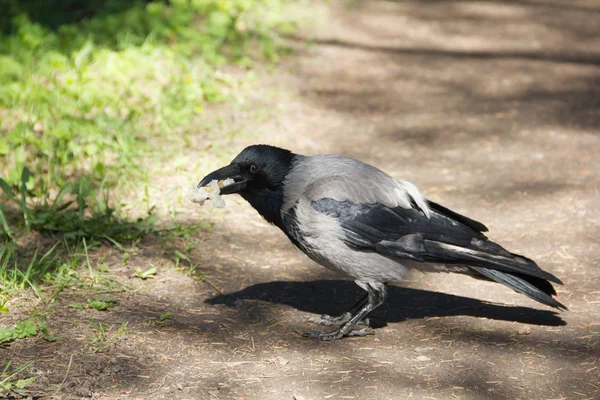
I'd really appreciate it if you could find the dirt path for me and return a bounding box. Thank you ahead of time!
[5,1,600,399]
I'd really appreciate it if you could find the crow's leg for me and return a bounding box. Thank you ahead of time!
[307,291,369,326]
[303,282,387,340]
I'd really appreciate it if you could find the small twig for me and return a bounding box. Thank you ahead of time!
[148,374,169,394]
[201,278,223,294]
[54,353,75,395]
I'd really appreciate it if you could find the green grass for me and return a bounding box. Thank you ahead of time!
[0,167,156,294]
[0,0,306,298]
[1,0,297,197]
[0,361,36,398]
[86,321,129,353]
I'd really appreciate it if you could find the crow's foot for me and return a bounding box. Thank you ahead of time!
[307,312,369,327]
[301,326,375,341]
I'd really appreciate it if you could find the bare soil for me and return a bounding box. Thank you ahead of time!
[3,1,600,399]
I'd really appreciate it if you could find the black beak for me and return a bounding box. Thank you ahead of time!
[197,164,248,194]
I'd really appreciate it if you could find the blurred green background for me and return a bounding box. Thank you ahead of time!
[0,0,302,294]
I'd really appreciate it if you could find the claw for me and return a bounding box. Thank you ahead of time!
[301,325,375,340]
[346,326,374,337]
[302,329,344,341]
[307,313,370,327]
[307,312,351,326]
[302,282,387,340]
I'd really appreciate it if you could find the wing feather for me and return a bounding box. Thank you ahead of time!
[310,198,563,286]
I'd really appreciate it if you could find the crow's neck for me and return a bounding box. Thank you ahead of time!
[240,152,299,230]
[241,188,285,229]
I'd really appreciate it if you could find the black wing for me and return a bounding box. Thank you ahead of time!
[311,198,565,309]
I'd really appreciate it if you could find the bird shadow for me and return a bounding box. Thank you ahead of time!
[206,280,565,327]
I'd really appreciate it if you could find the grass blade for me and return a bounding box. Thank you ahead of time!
[0,177,17,204]
[0,360,34,386]
[19,167,31,228]
[51,182,73,211]
[82,238,94,282]
[103,235,126,252]
[0,207,13,239]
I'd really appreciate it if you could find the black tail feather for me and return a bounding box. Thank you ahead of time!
[423,240,563,284]
[468,266,567,310]
[427,200,489,233]
[515,273,557,296]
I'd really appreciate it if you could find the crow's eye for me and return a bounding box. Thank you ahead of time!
[249,164,259,174]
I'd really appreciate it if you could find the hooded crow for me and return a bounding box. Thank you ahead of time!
[197,144,566,340]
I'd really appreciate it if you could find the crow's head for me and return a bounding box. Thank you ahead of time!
[198,145,295,195]
[197,145,296,224]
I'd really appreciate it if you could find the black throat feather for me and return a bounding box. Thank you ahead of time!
[241,188,286,228]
